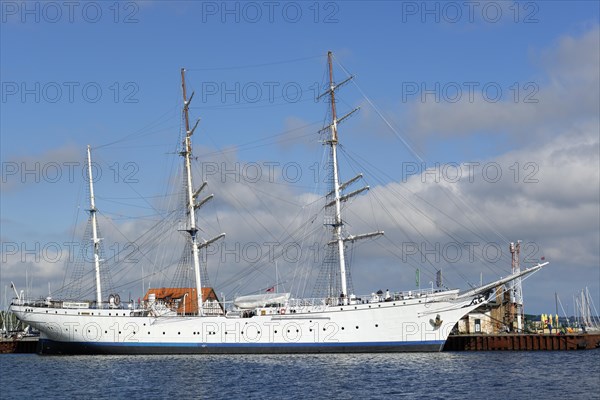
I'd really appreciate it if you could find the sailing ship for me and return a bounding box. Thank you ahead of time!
[10,53,548,354]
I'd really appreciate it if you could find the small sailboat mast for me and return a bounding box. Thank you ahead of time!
[86,145,103,307]
[180,68,205,316]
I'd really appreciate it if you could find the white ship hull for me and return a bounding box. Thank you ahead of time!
[11,290,484,354]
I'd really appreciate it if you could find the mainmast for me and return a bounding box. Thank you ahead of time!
[180,68,204,316]
[319,52,383,303]
[327,52,349,301]
[179,69,225,316]
[86,145,102,307]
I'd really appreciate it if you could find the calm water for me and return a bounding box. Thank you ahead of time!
[1,351,598,399]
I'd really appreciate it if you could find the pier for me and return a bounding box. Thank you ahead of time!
[444,333,600,351]
[0,336,39,354]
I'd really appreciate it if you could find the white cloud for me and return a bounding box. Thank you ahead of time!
[0,143,82,192]
[401,27,599,141]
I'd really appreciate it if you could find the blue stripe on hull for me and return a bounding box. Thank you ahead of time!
[38,339,444,354]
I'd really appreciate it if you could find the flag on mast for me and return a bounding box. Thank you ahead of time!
[415,269,420,288]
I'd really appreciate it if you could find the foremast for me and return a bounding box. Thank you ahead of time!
[320,52,383,303]
[86,145,103,307]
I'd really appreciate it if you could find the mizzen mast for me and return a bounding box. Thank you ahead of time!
[86,145,103,307]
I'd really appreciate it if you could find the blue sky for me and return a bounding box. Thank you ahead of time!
[1,1,599,315]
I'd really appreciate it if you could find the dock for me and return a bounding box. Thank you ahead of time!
[444,333,600,351]
[0,336,39,354]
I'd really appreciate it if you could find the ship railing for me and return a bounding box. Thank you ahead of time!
[390,288,442,300]
[11,298,50,308]
[12,297,145,311]
[286,288,442,309]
